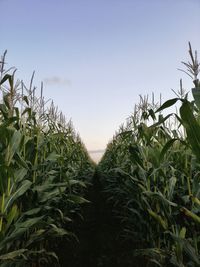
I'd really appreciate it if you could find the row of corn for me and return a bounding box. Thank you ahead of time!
[98,44,200,266]
[0,51,94,267]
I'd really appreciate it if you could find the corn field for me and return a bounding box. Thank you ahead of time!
[0,44,200,267]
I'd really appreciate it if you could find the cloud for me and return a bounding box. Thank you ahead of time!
[44,76,71,87]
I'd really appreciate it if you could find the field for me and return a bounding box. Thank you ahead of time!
[0,44,200,267]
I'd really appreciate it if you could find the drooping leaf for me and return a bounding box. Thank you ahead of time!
[0,74,12,86]
[156,98,179,113]
[0,249,28,260]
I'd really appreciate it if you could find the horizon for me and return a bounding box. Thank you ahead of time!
[1,0,200,162]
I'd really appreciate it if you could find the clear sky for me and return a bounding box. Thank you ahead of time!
[0,0,200,156]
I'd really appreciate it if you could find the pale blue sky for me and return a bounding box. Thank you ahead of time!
[0,0,200,152]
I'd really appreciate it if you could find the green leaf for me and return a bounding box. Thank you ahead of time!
[5,204,19,231]
[14,168,28,182]
[156,98,179,113]
[0,74,12,86]
[48,224,74,237]
[22,208,41,216]
[46,151,60,161]
[1,216,44,247]
[129,145,143,167]
[22,96,29,105]
[144,191,178,207]
[183,240,200,265]
[150,113,173,128]
[5,130,22,166]
[4,180,32,211]
[148,108,156,120]
[14,153,29,169]
[67,195,89,204]
[160,139,178,162]
[168,176,177,201]
[0,104,8,119]
[0,249,27,260]
[180,101,200,161]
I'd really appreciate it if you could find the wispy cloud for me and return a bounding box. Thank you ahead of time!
[44,76,71,87]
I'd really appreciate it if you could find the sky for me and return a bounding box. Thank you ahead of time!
[0,0,200,160]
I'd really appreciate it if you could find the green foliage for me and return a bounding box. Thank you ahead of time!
[99,87,200,266]
[0,53,94,266]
